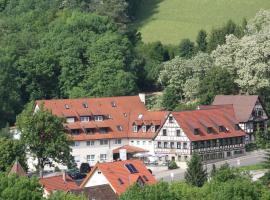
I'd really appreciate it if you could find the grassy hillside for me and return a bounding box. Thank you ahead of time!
[135,0,270,44]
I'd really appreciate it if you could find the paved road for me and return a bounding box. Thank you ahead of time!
[153,151,266,182]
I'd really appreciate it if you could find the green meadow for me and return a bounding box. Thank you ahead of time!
[135,0,270,44]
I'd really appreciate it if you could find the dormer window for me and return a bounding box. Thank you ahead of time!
[207,127,213,134]
[71,129,80,135]
[80,116,90,122]
[94,115,103,121]
[194,128,199,135]
[219,126,226,132]
[151,125,155,133]
[117,125,123,131]
[118,178,124,185]
[142,125,147,133]
[64,104,70,109]
[82,103,88,108]
[235,124,241,130]
[138,114,143,119]
[133,125,138,133]
[111,101,117,107]
[66,117,75,123]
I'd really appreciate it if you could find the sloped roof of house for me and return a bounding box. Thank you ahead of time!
[36,95,167,140]
[212,95,259,122]
[80,160,156,195]
[171,105,246,141]
[39,174,79,194]
[71,184,118,200]
[9,160,27,177]
[112,145,149,154]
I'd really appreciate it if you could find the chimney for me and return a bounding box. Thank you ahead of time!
[139,93,146,104]
[62,170,66,183]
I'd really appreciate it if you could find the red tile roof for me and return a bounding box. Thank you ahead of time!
[112,145,149,154]
[212,95,260,122]
[80,160,156,195]
[171,105,246,141]
[36,96,167,141]
[9,160,27,177]
[39,174,79,194]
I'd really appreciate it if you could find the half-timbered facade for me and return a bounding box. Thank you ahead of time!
[212,95,269,142]
[154,105,246,163]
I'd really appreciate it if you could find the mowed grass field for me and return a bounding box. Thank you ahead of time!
[135,0,270,44]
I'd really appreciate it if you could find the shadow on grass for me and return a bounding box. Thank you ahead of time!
[134,0,164,28]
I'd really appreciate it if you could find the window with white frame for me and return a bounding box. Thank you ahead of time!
[143,141,146,145]
[169,116,173,123]
[66,117,75,123]
[100,139,108,145]
[151,125,155,132]
[176,129,181,136]
[80,116,90,122]
[170,142,174,149]
[94,115,103,121]
[142,125,147,133]
[71,129,80,135]
[74,155,80,163]
[137,141,140,145]
[162,129,167,136]
[157,141,161,148]
[183,142,187,149]
[164,142,168,148]
[86,141,95,146]
[100,154,107,161]
[87,155,95,162]
[177,142,181,149]
[148,141,152,145]
[115,139,121,144]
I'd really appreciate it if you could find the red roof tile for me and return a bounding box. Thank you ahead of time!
[40,174,79,194]
[80,160,156,195]
[171,105,246,141]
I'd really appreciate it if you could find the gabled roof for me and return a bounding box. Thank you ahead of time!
[112,145,149,154]
[71,184,118,200]
[9,160,27,177]
[39,174,79,194]
[80,160,156,195]
[212,95,260,122]
[171,105,246,141]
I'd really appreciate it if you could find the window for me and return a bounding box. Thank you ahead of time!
[100,139,108,145]
[86,141,94,146]
[111,101,117,107]
[117,125,123,131]
[82,103,88,108]
[163,129,167,136]
[142,125,147,133]
[169,116,173,123]
[177,142,181,149]
[219,126,226,132]
[64,104,70,109]
[207,127,213,134]
[176,129,181,136]
[158,142,161,148]
[138,114,143,119]
[183,142,187,149]
[115,139,121,144]
[133,125,138,133]
[74,155,80,163]
[100,154,107,161]
[258,110,263,116]
[80,116,90,122]
[125,164,138,173]
[131,140,134,144]
[170,142,174,149]
[66,117,75,123]
[71,129,80,135]
[99,128,108,134]
[87,155,95,162]
[118,178,124,185]
[151,126,156,133]
[148,141,152,145]
[164,142,168,148]
[194,128,199,135]
[86,128,95,134]
[94,115,103,121]
[137,141,140,145]
[235,124,241,130]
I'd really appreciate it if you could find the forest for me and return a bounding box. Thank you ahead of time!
[0,0,270,128]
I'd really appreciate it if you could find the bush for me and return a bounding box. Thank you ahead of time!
[168,160,179,170]
[80,163,91,174]
[245,143,257,152]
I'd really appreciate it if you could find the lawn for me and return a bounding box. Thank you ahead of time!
[237,163,266,172]
[135,0,270,44]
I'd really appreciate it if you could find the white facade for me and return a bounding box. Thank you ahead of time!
[84,168,111,188]
[128,139,154,154]
[154,114,191,163]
